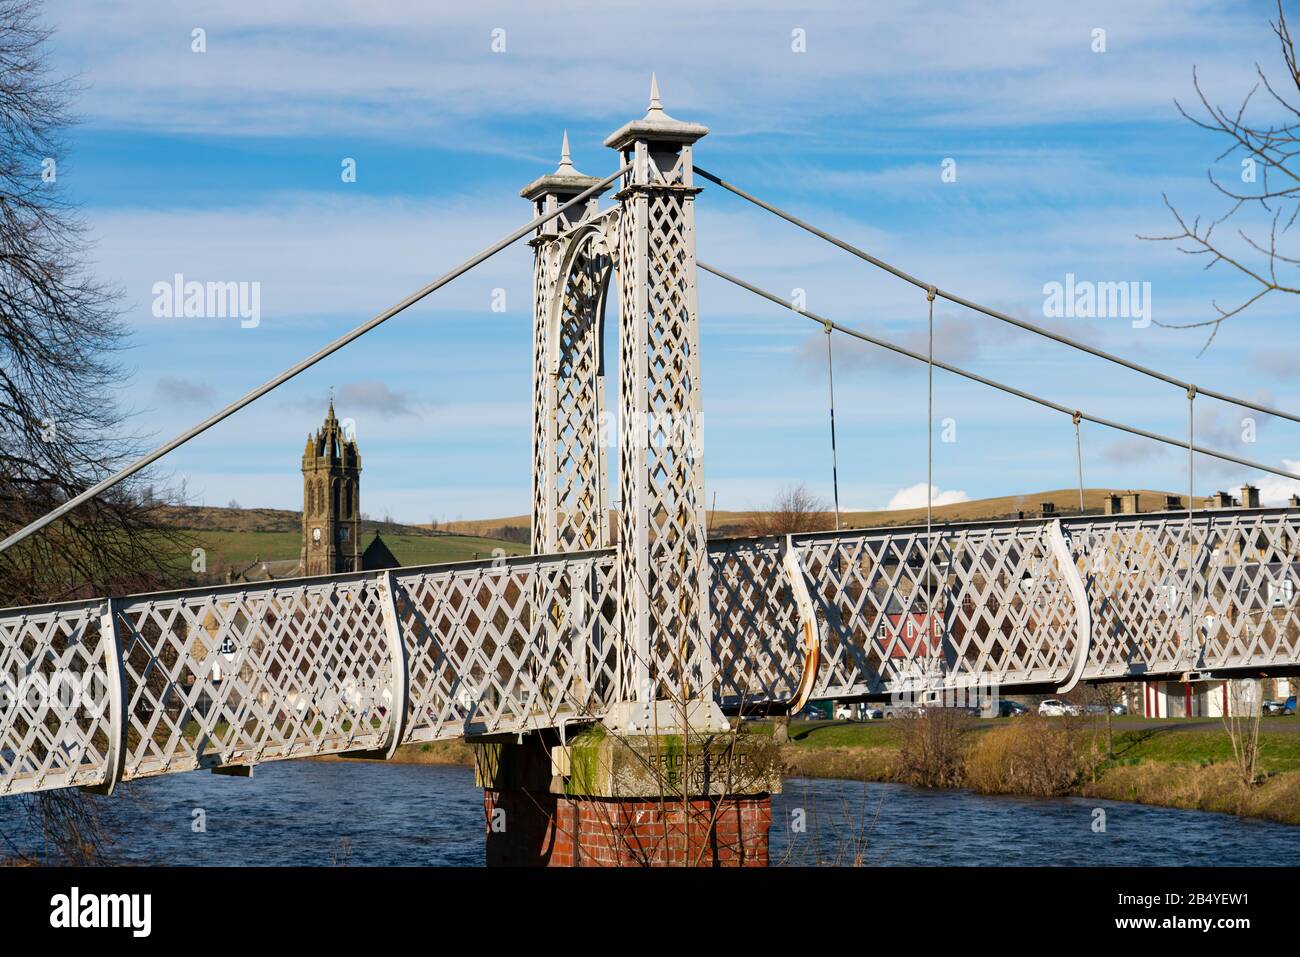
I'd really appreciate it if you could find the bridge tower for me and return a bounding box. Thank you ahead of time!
[523,132,611,555]
[478,80,778,866]
[606,74,714,708]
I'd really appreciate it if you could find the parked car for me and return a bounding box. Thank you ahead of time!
[1264,695,1297,716]
[996,699,1029,717]
[861,707,884,720]
[881,703,923,719]
[1111,704,1128,716]
[834,704,856,721]
[1038,699,1079,716]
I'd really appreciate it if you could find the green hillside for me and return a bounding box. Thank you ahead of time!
[152,505,529,580]
[192,529,526,569]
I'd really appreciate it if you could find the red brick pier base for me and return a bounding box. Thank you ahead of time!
[474,723,780,868]
[483,788,771,866]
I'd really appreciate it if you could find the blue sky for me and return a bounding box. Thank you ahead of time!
[42,0,1300,521]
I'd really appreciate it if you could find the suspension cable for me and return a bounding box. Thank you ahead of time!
[695,166,1300,428]
[699,261,1300,485]
[1188,386,1197,524]
[0,164,633,555]
[824,323,841,532]
[1185,386,1196,659]
[926,286,935,548]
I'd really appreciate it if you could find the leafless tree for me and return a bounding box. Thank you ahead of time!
[1079,681,1122,758]
[1142,1,1300,353]
[1223,679,1264,789]
[0,0,188,863]
[745,483,832,537]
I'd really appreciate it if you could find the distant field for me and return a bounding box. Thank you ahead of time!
[167,483,1200,571]
[438,486,1187,538]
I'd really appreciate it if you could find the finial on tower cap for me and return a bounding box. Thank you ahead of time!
[647,73,663,116]
[604,73,709,150]
[520,130,606,200]
[555,129,576,175]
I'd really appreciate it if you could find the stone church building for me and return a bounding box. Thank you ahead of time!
[300,396,362,574]
[227,395,399,583]
[300,395,400,576]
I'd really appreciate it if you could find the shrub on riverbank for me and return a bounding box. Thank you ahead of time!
[896,710,972,788]
[1082,761,1300,826]
[964,716,1080,796]
[781,744,898,781]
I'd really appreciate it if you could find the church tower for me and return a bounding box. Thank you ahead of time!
[300,394,361,575]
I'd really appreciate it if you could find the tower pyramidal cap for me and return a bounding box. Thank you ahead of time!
[604,73,709,151]
[520,130,606,203]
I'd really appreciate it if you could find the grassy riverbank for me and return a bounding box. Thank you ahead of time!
[312,739,476,766]
[766,718,1300,826]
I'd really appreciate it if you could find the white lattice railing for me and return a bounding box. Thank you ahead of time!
[1066,508,1300,678]
[708,507,1300,706]
[4,507,1299,796]
[710,518,1085,705]
[0,550,619,797]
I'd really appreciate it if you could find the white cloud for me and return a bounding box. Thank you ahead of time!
[87,192,531,325]
[1249,459,1300,506]
[43,0,1274,139]
[885,483,971,511]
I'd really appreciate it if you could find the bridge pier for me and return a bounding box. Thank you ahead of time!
[474,713,780,867]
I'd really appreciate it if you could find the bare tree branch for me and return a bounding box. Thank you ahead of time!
[1143,1,1300,352]
[0,0,192,866]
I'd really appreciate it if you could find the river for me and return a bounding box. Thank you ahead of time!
[1,761,1295,866]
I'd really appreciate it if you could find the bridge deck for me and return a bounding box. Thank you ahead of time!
[2,507,1297,796]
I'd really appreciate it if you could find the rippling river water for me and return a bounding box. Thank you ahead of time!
[1,761,1295,866]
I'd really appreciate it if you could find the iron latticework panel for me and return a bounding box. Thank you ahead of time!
[710,520,1082,704]
[613,143,713,704]
[538,214,619,554]
[114,575,393,782]
[708,508,1300,704]
[1066,508,1300,679]
[395,550,620,740]
[0,551,621,797]
[531,239,560,552]
[0,600,114,794]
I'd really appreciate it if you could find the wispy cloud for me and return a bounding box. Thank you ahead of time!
[337,381,417,416]
[45,0,1272,139]
[155,375,216,405]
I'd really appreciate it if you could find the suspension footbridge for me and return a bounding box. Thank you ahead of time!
[3,80,1299,810]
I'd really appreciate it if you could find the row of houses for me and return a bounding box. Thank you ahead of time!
[1138,676,1290,718]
